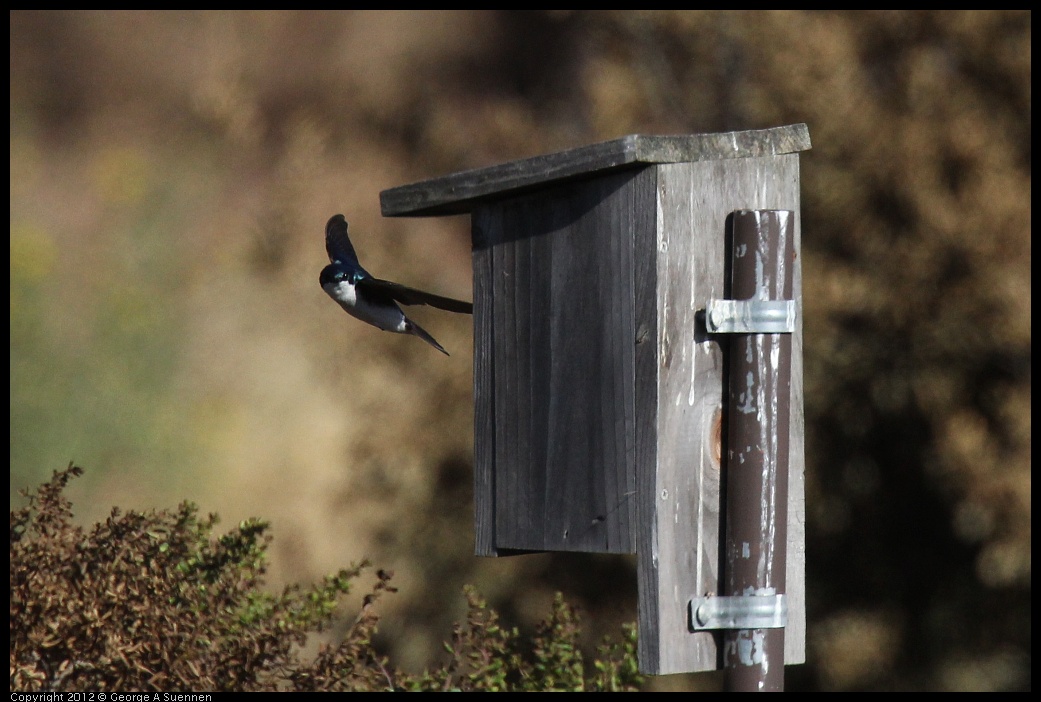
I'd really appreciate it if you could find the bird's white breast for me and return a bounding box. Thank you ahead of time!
[324,280,408,333]
[326,279,358,306]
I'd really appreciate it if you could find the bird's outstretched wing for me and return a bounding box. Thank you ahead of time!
[358,278,473,314]
[325,214,359,265]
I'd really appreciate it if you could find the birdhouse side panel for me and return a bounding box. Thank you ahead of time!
[472,171,643,554]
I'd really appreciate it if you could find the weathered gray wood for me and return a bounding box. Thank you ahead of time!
[381,125,809,675]
[381,125,811,217]
[473,172,639,553]
[636,155,805,674]
[472,215,497,556]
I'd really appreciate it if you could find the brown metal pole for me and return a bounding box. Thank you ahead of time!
[722,210,794,691]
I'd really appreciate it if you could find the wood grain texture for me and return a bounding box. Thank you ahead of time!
[636,155,806,674]
[472,172,640,553]
[382,126,811,217]
[472,210,497,556]
[387,126,809,673]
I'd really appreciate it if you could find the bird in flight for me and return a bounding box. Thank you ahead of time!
[319,214,472,355]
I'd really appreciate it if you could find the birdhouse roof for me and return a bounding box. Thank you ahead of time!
[381,124,811,217]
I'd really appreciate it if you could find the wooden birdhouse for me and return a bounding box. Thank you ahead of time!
[381,124,810,676]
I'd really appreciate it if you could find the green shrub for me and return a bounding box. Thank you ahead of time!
[10,466,644,692]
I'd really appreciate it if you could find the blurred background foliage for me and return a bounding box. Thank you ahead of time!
[10,10,1029,691]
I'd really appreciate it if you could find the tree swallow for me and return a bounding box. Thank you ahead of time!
[320,214,473,355]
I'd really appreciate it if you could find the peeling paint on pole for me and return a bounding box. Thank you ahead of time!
[722,210,794,692]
